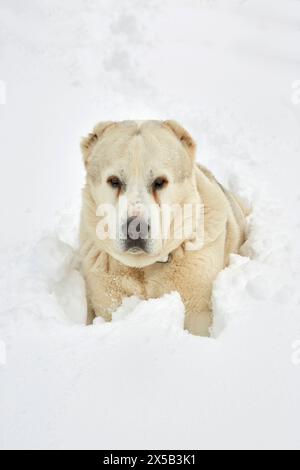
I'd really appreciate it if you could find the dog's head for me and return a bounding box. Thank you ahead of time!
[81,120,202,267]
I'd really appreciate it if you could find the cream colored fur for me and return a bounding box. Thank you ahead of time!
[79,120,248,335]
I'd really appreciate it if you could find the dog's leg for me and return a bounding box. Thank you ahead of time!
[184,309,212,336]
[86,300,95,325]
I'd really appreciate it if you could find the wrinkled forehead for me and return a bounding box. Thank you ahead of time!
[89,121,193,182]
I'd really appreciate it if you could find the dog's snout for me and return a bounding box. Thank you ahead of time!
[126,216,150,240]
[122,216,150,251]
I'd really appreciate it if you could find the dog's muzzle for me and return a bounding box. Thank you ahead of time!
[122,216,150,252]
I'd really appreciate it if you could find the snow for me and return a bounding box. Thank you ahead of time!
[0,0,300,450]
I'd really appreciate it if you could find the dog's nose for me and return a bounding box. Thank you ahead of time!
[123,216,150,250]
[126,216,150,240]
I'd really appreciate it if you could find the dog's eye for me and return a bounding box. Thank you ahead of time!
[153,177,168,191]
[107,176,122,189]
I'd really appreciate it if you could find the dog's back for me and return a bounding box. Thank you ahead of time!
[196,164,249,262]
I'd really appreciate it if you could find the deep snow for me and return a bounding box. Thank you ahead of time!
[0,0,300,450]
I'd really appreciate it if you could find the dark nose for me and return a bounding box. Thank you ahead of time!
[123,216,150,250]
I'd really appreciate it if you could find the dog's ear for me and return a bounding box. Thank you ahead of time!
[163,120,196,160]
[80,121,116,167]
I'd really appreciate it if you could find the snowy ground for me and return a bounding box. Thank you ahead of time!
[0,0,300,450]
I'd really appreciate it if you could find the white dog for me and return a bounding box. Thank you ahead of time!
[79,120,248,335]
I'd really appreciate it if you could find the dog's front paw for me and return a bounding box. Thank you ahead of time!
[184,310,212,336]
